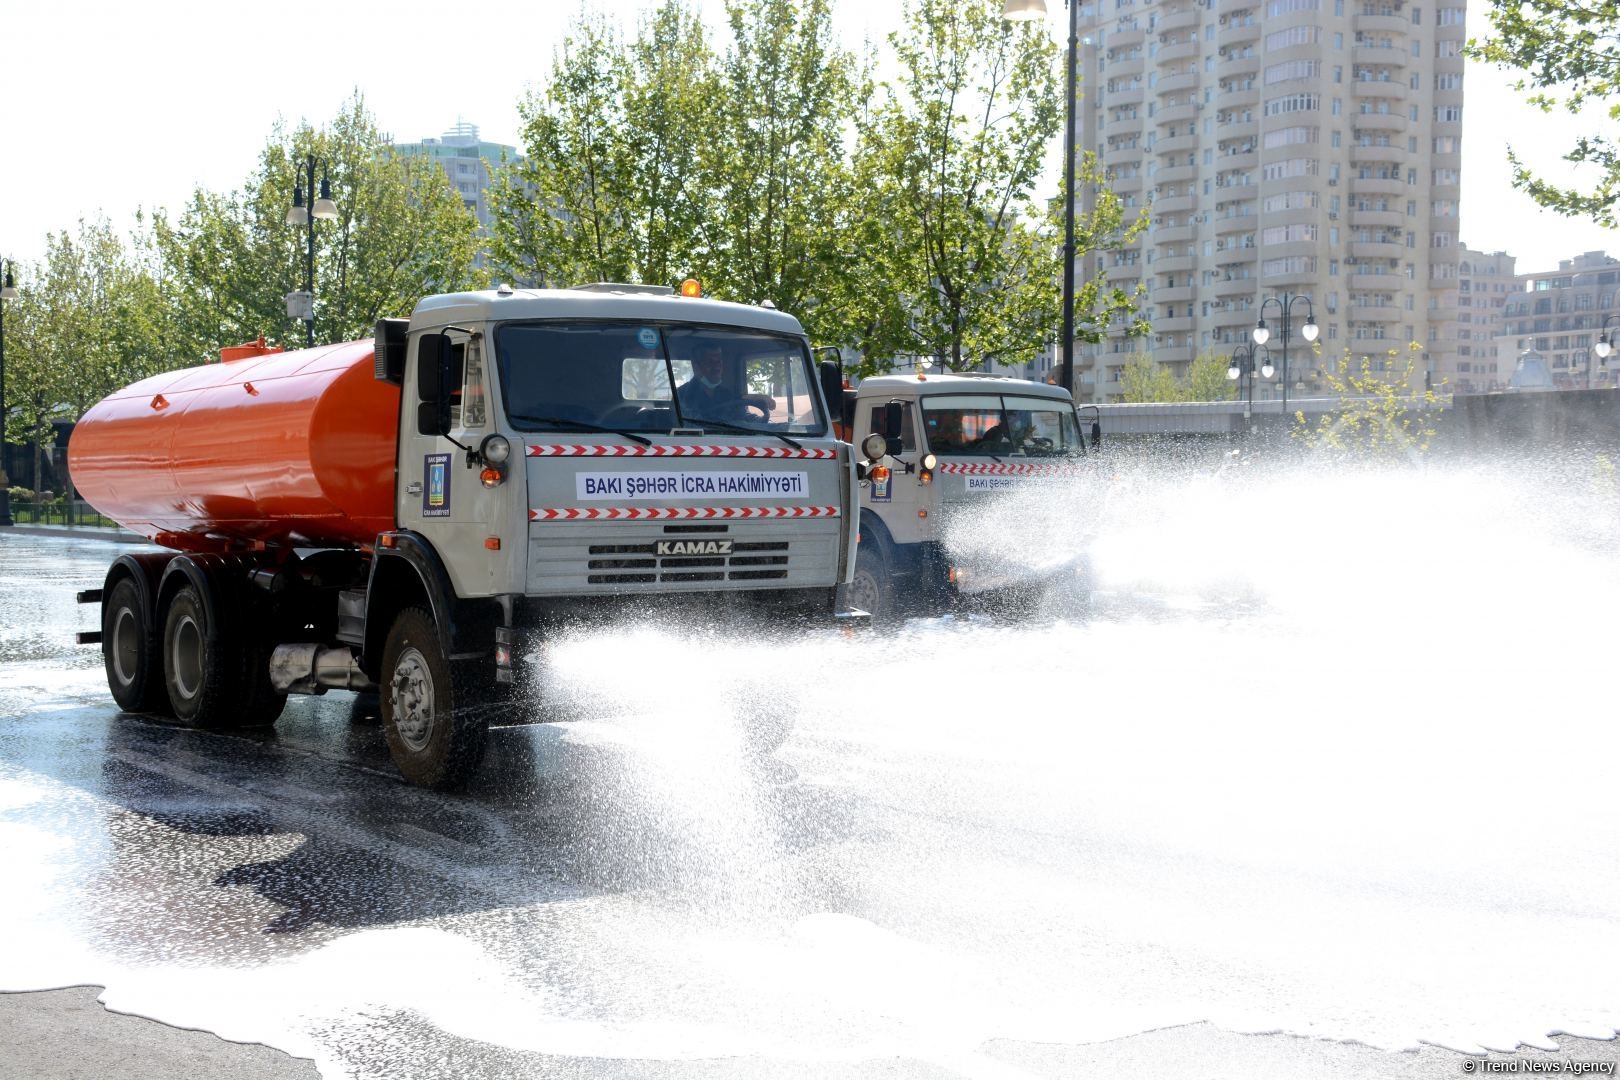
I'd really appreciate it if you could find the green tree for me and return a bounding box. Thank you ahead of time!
[5,219,169,496]
[1467,0,1620,224]
[855,0,1147,374]
[1185,349,1239,402]
[490,12,640,287]
[1294,343,1443,458]
[153,92,480,363]
[1119,353,1178,402]
[699,0,863,336]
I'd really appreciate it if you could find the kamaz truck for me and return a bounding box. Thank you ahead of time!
[70,282,860,789]
[844,371,1093,620]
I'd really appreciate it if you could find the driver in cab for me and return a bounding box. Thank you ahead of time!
[677,345,774,422]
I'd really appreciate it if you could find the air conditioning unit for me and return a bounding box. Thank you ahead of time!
[1328,178,1339,185]
[1328,212,1339,220]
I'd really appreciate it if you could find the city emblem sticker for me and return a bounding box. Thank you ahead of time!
[637,327,659,350]
[423,453,452,517]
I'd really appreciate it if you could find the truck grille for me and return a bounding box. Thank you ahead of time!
[585,526,789,585]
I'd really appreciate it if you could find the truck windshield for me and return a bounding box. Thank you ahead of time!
[493,321,826,437]
[920,394,1082,457]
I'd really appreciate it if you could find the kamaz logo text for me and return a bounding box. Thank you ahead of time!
[656,539,734,556]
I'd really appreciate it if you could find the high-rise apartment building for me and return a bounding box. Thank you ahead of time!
[391,122,520,266]
[1071,0,1465,402]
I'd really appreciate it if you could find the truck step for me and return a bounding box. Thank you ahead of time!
[76,631,104,645]
[76,589,104,604]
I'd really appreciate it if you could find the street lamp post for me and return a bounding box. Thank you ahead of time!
[1590,314,1620,389]
[1226,340,1273,431]
[1005,0,1079,403]
[0,260,16,527]
[286,153,338,350]
[1253,293,1318,414]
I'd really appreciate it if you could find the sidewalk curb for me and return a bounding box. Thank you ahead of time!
[0,523,152,545]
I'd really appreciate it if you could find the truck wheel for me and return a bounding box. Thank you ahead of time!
[161,582,286,729]
[846,543,892,623]
[380,607,489,790]
[103,577,168,714]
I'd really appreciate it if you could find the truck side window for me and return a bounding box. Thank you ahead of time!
[458,338,487,431]
[867,403,915,451]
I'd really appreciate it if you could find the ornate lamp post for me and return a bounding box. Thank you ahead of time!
[1004,0,1079,402]
[1253,293,1318,414]
[286,153,339,349]
[1226,340,1273,431]
[1590,314,1620,389]
[0,260,17,527]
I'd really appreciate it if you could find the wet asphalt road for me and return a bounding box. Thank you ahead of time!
[3,517,1619,1080]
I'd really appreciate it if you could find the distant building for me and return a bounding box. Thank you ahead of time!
[1496,250,1620,391]
[390,122,520,267]
[1454,246,1515,393]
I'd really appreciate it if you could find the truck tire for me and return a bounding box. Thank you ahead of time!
[846,543,892,623]
[380,607,489,790]
[161,582,286,729]
[103,577,168,714]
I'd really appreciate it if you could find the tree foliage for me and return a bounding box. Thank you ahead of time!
[1293,344,1443,458]
[1467,0,1620,224]
[152,92,480,363]
[1118,349,1236,402]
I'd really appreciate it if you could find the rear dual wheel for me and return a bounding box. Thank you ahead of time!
[102,577,168,714]
[161,581,285,729]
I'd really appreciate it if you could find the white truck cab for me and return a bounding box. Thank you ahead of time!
[844,371,1095,619]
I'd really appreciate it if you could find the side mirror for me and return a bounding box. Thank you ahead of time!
[882,400,904,458]
[415,332,453,436]
[818,359,843,424]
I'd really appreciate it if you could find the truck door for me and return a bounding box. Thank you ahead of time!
[399,330,513,598]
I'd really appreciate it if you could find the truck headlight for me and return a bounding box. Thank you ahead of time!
[860,432,887,462]
[479,433,512,465]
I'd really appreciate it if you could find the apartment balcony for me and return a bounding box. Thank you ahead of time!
[1110,24,1145,46]
[1349,176,1407,197]
[1217,21,1260,49]
[1262,263,1317,287]
[1350,144,1405,166]
[1350,304,1402,324]
[1155,193,1196,214]
[1218,84,1260,108]
[1348,208,1405,228]
[1159,39,1199,63]
[1349,270,1405,289]
[1266,206,1321,228]
[1352,79,1408,100]
[1218,49,1261,77]
[1159,8,1200,34]
[1157,132,1198,155]
[1156,314,1196,333]
[1154,224,1196,244]
[1353,13,1409,34]
[1352,45,1407,66]
[1214,212,1258,236]
[1264,239,1320,261]
[1104,144,1142,169]
[1107,83,1145,106]
[1110,170,1144,194]
[1354,111,1408,132]
[1110,54,1145,78]
[1156,163,1199,184]
[1158,100,1198,123]
[1216,150,1258,172]
[1157,284,1196,303]
[1350,240,1407,260]
[1156,253,1197,274]
[1104,109,1142,133]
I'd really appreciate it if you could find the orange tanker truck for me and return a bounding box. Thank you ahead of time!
[71,283,861,789]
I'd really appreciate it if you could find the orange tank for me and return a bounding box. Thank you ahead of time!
[69,340,401,552]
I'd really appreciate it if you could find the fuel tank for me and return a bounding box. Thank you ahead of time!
[69,340,400,552]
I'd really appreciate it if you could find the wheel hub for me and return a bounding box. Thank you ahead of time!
[389,646,435,752]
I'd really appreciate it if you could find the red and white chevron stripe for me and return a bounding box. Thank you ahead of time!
[938,462,1086,476]
[525,443,835,459]
[529,505,841,521]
